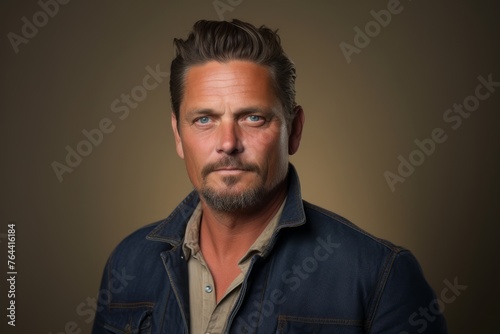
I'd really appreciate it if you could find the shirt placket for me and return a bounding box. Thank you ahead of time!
[194,252,217,333]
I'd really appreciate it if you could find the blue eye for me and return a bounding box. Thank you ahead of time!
[197,116,210,124]
[248,115,262,122]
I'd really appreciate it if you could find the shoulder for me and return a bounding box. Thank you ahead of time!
[105,219,172,275]
[95,219,176,303]
[301,200,405,254]
[111,221,163,253]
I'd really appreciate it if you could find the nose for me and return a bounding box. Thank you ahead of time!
[216,121,242,155]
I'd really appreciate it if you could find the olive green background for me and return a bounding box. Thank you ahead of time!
[1,0,498,332]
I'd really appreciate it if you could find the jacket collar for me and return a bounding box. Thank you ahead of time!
[146,163,306,247]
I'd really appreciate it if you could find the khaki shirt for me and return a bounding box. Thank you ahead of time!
[182,201,285,334]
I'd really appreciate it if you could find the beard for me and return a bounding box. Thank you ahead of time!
[198,157,269,212]
[201,180,266,212]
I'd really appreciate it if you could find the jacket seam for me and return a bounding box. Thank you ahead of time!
[108,302,155,309]
[162,251,189,333]
[303,201,405,253]
[156,280,170,333]
[278,315,364,326]
[254,256,273,334]
[365,250,401,333]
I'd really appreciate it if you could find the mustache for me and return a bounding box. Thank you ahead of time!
[201,157,260,178]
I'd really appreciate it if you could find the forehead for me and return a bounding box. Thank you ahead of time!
[181,60,278,111]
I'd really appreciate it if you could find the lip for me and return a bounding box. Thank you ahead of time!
[213,168,247,174]
[214,168,244,172]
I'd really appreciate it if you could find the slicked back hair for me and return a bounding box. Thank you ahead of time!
[170,19,297,125]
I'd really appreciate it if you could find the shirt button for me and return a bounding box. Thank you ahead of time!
[204,285,213,293]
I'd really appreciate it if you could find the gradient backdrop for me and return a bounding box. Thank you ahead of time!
[1,0,499,333]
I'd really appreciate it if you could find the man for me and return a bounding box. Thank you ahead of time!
[93,19,447,333]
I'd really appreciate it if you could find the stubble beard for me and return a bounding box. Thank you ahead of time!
[200,175,267,213]
[197,156,287,213]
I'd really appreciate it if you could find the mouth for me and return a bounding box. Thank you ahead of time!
[201,158,259,179]
[213,167,247,174]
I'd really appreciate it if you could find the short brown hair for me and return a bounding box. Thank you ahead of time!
[170,19,297,124]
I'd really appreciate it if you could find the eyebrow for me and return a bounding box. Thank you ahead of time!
[185,108,215,117]
[185,106,278,118]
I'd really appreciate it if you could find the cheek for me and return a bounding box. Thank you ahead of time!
[184,134,220,165]
[183,156,198,184]
[181,139,207,181]
[250,130,288,168]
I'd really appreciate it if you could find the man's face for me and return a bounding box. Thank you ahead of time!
[172,60,302,212]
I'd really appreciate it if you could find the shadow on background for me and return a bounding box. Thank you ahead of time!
[1,0,498,332]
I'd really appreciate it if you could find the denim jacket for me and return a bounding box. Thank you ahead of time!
[92,165,447,333]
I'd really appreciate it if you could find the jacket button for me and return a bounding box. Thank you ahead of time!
[204,285,213,293]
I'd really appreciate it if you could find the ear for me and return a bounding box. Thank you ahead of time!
[171,113,184,159]
[288,105,305,155]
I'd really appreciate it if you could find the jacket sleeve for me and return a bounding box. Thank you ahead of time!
[368,250,448,334]
[91,256,114,334]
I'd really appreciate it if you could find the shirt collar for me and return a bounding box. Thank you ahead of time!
[181,202,202,260]
[181,198,286,267]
